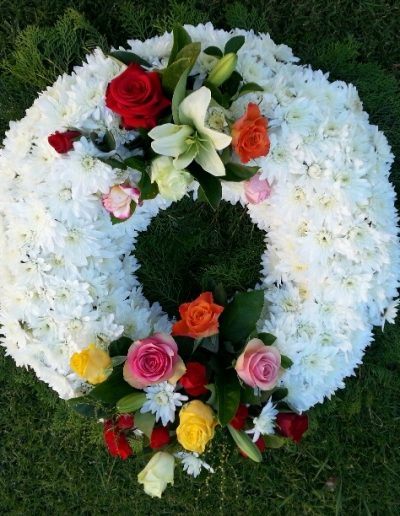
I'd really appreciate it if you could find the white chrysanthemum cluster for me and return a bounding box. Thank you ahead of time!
[0,24,398,411]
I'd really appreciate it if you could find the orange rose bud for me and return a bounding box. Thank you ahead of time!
[172,292,224,339]
[231,103,270,164]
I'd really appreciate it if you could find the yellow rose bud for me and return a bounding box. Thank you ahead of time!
[176,400,217,454]
[70,343,112,384]
[207,52,238,87]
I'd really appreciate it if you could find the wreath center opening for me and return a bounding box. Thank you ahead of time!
[135,197,265,317]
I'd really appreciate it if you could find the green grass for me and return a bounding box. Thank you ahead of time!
[1,2,400,514]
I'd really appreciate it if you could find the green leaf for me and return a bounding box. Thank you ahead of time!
[263,434,287,448]
[272,387,289,402]
[99,157,127,170]
[124,156,146,173]
[162,42,201,95]
[203,80,230,108]
[221,70,242,97]
[67,396,107,419]
[241,386,262,405]
[139,169,159,200]
[134,411,156,438]
[108,336,132,357]
[172,66,190,124]
[281,355,294,369]
[189,162,222,210]
[116,392,146,413]
[89,366,135,404]
[220,290,264,346]
[224,35,245,55]
[111,356,126,367]
[237,82,264,97]
[215,369,241,426]
[206,384,217,409]
[213,282,227,307]
[257,333,277,346]
[109,50,150,68]
[197,334,220,353]
[227,425,263,462]
[168,25,192,66]
[204,46,223,58]
[222,162,260,182]
[90,130,116,152]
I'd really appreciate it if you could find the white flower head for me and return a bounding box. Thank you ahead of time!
[175,451,214,478]
[246,399,278,442]
[381,299,399,331]
[141,382,188,426]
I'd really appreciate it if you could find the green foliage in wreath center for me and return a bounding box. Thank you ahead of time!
[135,197,265,316]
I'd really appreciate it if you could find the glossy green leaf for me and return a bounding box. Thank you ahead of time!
[221,70,242,97]
[172,66,190,124]
[139,170,159,200]
[257,332,277,346]
[222,162,260,182]
[168,25,192,65]
[116,392,146,413]
[271,387,289,402]
[90,130,116,152]
[111,356,126,367]
[224,35,245,55]
[204,46,223,58]
[189,162,222,210]
[124,156,146,173]
[89,366,134,404]
[134,411,156,438]
[109,50,150,68]
[215,369,241,426]
[220,290,264,346]
[238,82,264,97]
[281,355,294,369]
[99,157,127,170]
[162,43,200,94]
[67,396,107,419]
[227,424,263,462]
[108,336,132,357]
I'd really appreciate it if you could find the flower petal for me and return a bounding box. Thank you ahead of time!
[179,87,211,131]
[173,144,197,170]
[201,126,232,150]
[150,124,193,158]
[195,140,226,176]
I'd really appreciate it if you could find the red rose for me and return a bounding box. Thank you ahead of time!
[150,426,170,449]
[229,404,249,430]
[276,413,308,443]
[103,420,133,460]
[48,130,81,153]
[116,413,134,431]
[179,362,208,397]
[105,64,170,129]
[240,436,265,458]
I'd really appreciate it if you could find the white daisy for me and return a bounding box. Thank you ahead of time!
[246,399,278,442]
[175,452,214,478]
[140,382,188,426]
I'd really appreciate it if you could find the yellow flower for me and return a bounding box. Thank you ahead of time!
[138,452,175,498]
[70,343,112,384]
[176,400,217,454]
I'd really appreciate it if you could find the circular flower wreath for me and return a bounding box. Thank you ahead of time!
[0,23,399,495]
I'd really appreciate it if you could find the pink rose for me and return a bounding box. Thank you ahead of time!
[102,184,141,219]
[123,332,186,389]
[244,173,271,204]
[235,338,281,390]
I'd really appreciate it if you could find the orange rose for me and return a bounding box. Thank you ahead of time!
[172,292,224,339]
[231,103,270,163]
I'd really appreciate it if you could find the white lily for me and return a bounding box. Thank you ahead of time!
[149,87,232,177]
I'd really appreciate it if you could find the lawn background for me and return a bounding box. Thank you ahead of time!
[1,1,400,514]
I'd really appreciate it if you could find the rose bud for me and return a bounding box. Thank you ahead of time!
[102,184,141,220]
[179,362,209,397]
[229,404,249,430]
[232,103,270,163]
[244,173,272,204]
[103,420,133,460]
[276,413,308,443]
[48,130,81,154]
[172,292,224,339]
[116,414,135,431]
[150,427,170,449]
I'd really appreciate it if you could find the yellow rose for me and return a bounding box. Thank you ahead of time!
[70,343,112,384]
[138,452,175,498]
[176,400,217,454]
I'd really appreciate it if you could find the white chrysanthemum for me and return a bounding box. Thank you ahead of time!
[246,399,278,442]
[175,452,215,478]
[140,382,188,426]
[0,24,398,410]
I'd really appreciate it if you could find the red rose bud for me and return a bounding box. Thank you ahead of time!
[116,413,134,431]
[105,63,170,129]
[229,404,249,430]
[276,413,308,443]
[48,130,81,153]
[240,436,265,458]
[150,426,170,449]
[103,420,133,460]
[179,362,209,397]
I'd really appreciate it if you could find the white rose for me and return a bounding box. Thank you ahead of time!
[137,452,175,498]
[151,156,192,201]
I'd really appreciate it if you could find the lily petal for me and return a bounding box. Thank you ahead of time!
[150,125,193,158]
[173,144,197,170]
[201,126,232,150]
[179,86,211,131]
[196,140,226,176]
